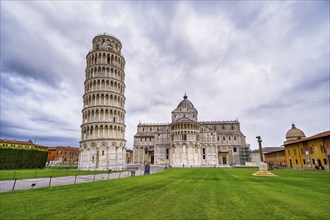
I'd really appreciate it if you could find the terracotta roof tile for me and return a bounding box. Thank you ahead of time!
[251,147,283,153]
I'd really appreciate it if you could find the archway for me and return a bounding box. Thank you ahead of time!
[218,152,228,165]
[222,156,227,165]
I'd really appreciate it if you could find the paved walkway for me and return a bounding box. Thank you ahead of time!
[0,166,164,193]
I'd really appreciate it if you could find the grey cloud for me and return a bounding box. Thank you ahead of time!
[289,1,329,31]
[2,2,87,90]
[35,136,80,147]
[2,25,64,87]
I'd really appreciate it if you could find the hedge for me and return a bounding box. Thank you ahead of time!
[0,147,48,169]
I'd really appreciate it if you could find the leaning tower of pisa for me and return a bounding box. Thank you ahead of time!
[79,33,126,170]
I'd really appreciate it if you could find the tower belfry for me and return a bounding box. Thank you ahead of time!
[79,33,127,170]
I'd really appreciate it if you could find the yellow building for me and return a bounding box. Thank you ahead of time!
[283,126,330,170]
[0,139,48,150]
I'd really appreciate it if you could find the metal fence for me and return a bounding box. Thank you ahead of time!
[0,166,165,193]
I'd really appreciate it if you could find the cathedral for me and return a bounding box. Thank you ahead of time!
[133,94,250,167]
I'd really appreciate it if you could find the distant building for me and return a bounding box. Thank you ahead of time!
[264,147,286,167]
[48,146,79,165]
[0,139,48,151]
[133,94,250,167]
[283,125,329,169]
[284,123,306,144]
[126,149,133,164]
[0,139,80,166]
[250,147,284,165]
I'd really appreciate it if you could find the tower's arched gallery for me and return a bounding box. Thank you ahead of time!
[79,33,126,170]
[133,94,250,167]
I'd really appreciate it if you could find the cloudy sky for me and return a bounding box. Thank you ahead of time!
[1,1,329,150]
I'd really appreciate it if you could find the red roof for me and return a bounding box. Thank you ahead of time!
[264,147,285,154]
[48,146,79,151]
[251,147,283,153]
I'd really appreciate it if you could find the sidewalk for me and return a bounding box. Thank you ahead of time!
[0,166,164,193]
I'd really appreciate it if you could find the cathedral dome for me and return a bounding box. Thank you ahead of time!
[177,94,195,108]
[285,124,305,142]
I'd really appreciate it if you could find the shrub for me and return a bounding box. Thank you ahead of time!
[0,147,48,169]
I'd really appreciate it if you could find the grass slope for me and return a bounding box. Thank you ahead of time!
[0,169,111,180]
[0,168,329,220]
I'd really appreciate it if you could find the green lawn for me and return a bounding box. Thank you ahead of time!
[0,169,112,180]
[0,168,329,220]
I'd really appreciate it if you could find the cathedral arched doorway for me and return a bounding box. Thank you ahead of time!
[145,147,154,164]
[151,155,154,164]
[222,156,227,165]
[218,152,228,165]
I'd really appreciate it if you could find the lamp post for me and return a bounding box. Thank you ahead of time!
[256,136,263,163]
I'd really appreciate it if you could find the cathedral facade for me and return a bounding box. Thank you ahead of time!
[133,94,250,167]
